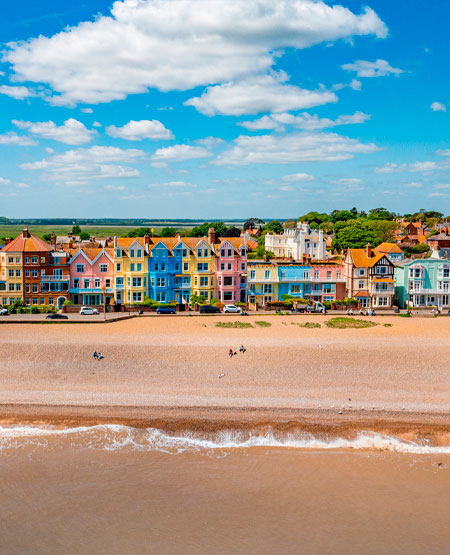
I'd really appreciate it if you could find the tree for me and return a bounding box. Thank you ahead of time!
[191,222,227,237]
[160,227,177,237]
[127,227,153,238]
[330,209,357,223]
[331,220,378,251]
[71,224,81,235]
[244,218,265,230]
[263,220,283,234]
[80,231,90,241]
[223,226,241,237]
[43,233,52,242]
[366,207,396,221]
[365,220,397,244]
[298,211,329,225]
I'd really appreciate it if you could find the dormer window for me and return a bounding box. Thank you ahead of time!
[116,249,121,257]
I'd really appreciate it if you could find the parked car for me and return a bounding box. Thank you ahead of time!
[46,313,69,320]
[80,306,99,315]
[0,307,8,316]
[305,301,326,314]
[156,306,176,315]
[223,304,242,313]
[199,305,221,314]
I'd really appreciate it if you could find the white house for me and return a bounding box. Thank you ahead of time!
[264,222,327,260]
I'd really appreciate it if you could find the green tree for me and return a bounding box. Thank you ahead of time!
[330,209,357,223]
[43,233,52,242]
[80,231,90,241]
[365,220,397,244]
[127,227,154,237]
[160,227,177,237]
[71,224,81,235]
[298,211,329,225]
[366,207,396,221]
[191,222,227,237]
[263,220,283,234]
[331,220,378,251]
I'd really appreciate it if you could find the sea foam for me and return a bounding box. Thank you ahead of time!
[1,425,450,454]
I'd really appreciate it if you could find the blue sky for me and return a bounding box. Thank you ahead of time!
[0,0,449,219]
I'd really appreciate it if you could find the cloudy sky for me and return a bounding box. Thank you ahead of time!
[0,0,449,218]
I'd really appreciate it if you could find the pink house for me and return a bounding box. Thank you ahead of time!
[69,247,114,306]
[309,262,346,302]
[213,235,247,304]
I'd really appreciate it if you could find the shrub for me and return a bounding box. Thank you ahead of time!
[215,321,254,328]
[63,300,73,306]
[30,305,40,314]
[7,305,16,314]
[236,301,247,307]
[383,323,393,327]
[254,321,272,327]
[326,317,377,329]
[300,322,321,328]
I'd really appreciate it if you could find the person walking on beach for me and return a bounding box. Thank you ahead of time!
[239,345,246,354]
[229,348,234,358]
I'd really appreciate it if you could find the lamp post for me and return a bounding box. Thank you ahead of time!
[102,284,106,321]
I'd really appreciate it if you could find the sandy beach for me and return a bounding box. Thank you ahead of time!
[0,314,449,438]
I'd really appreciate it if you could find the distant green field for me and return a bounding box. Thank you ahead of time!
[0,225,178,241]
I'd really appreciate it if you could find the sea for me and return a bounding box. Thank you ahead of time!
[1,425,450,554]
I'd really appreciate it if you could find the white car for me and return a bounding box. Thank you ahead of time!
[0,307,8,316]
[223,304,242,313]
[80,306,99,315]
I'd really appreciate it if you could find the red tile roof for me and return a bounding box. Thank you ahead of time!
[1,228,53,253]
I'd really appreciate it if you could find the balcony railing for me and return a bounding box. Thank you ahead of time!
[409,287,447,295]
[40,275,70,282]
[70,287,114,294]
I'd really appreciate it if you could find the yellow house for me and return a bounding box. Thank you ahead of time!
[113,237,149,305]
[247,261,278,307]
[176,237,216,302]
[0,242,23,306]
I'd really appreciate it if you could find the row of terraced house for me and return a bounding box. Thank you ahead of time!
[3,227,450,311]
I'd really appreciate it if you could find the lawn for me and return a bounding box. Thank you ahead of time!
[215,321,254,329]
[325,317,378,329]
[254,321,272,327]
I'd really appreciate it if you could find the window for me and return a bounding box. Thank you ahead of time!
[76,264,85,273]
[183,263,188,272]
[16,257,20,264]
[32,298,38,305]
[221,249,225,257]
[100,264,108,273]
[326,271,332,280]
[359,269,364,276]
[26,284,30,293]
[156,277,166,287]
[200,277,208,287]
[94,279,101,288]
[116,263,121,272]
[40,298,45,305]
[130,249,135,258]
[227,263,232,270]
[223,292,233,301]
[8,257,14,264]
[116,249,121,258]
[16,284,21,291]
[15,269,20,277]
[197,249,202,258]
[175,263,180,272]
[26,298,30,305]
[137,263,142,272]
[227,249,232,257]
[49,297,54,305]
[116,277,123,286]
[378,296,388,306]
[53,269,62,278]
[203,291,209,299]
[136,250,142,258]
[358,280,364,289]
[444,268,450,278]
[291,285,301,294]
[337,271,341,280]
[84,279,90,289]
[204,249,209,257]
[263,284,273,293]
[41,269,45,276]
[375,266,387,275]
[265,270,270,279]
[132,292,142,303]
[224,276,233,286]
[132,277,142,287]
[105,279,111,288]
[41,257,45,264]
[250,270,255,280]
[31,257,38,264]
[241,263,246,271]
[32,284,38,292]
[303,271,310,280]
[8,270,14,277]
[25,270,30,277]
[32,269,38,278]
[197,263,208,272]
[9,284,14,291]
[156,292,166,302]
[220,263,225,271]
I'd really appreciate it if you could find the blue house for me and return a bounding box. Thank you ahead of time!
[277,264,312,300]
[148,239,191,304]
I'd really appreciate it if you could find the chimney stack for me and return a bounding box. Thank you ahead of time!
[5,237,10,245]
[208,227,216,245]
[144,235,150,248]
[366,242,372,258]
[22,227,30,239]
[50,233,56,247]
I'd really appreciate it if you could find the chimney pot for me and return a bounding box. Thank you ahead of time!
[366,242,372,258]
[208,227,216,245]
[5,237,10,245]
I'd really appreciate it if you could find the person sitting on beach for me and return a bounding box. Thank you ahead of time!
[239,345,246,353]
[93,351,98,359]
[98,352,104,360]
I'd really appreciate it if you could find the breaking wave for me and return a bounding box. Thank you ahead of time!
[1,425,450,454]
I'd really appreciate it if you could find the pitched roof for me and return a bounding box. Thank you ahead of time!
[348,248,384,267]
[1,228,53,253]
[374,242,404,254]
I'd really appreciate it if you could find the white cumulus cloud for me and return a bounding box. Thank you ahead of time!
[0,132,37,146]
[430,102,446,112]
[239,110,370,131]
[0,84,32,100]
[151,144,211,166]
[282,173,314,182]
[214,131,379,165]
[12,118,96,145]
[185,73,337,116]
[106,119,173,140]
[342,59,403,77]
[3,0,386,106]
